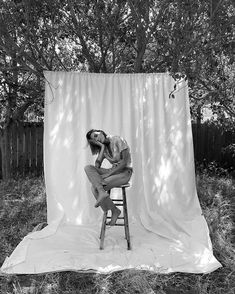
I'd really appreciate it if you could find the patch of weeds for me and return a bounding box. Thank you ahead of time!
[0,176,47,265]
[196,172,235,269]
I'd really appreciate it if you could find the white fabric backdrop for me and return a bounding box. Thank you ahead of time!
[1,72,221,274]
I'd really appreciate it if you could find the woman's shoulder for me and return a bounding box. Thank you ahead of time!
[112,135,121,140]
[109,135,126,144]
[111,136,130,152]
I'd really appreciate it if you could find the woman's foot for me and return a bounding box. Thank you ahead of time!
[107,208,121,226]
[94,191,109,207]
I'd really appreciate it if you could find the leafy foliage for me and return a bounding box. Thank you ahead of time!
[0,0,234,124]
[221,143,235,171]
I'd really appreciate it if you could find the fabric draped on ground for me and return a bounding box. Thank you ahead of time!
[1,72,221,274]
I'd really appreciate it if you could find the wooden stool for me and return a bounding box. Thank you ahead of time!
[99,184,131,250]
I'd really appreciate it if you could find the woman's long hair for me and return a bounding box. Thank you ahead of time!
[86,129,107,155]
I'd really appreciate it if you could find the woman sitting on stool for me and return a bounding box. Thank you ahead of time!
[84,129,133,226]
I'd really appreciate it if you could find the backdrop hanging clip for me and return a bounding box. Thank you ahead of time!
[169,73,188,99]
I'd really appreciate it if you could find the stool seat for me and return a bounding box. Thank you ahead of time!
[99,184,131,250]
[119,183,130,188]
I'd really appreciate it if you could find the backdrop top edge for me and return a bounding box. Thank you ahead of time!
[43,71,171,76]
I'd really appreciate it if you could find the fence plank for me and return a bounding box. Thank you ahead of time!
[204,124,209,162]
[0,134,2,179]
[12,123,17,176]
[18,123,24,175]
[191,124,197,159]
[211,125,216,161]
[24,124,30,174]
[199,124,205,162]
[6,127,11,178]
[196,123,201,161]
[0,129,6,179]
[36,125,43,175]
[215,126,221,162]
[30,124,36,173]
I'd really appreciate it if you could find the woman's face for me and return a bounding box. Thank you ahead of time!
[90,131,105,144]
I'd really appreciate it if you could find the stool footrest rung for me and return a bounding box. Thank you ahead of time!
[106,216,124,219]
[105,223,125,226]
[110,223,125,226]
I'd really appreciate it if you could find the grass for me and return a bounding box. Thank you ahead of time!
[0,170,234,294]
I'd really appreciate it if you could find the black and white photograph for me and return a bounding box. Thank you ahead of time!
[0,0,234,293]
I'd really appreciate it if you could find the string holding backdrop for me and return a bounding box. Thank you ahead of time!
[1,72,221,274]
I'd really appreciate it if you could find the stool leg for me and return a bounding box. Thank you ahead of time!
[100,211,108,250]
[99,190,111,249]
[122,187,131,250]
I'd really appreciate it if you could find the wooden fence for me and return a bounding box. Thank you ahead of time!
[0,122,234,179]
[192,123,235,164]
[0,122,43,179]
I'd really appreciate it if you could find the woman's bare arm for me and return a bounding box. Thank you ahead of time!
[102,149,129,178]
[103,152,116,163]
[95,143,105,168]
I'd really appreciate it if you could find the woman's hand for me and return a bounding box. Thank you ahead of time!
[104,152,116,163]
[89,139,104,147]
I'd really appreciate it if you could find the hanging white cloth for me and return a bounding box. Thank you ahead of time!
[1,72,221,274]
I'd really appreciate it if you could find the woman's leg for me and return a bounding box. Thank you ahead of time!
[102,168,132,191]
[84,165,111,207]
[85,165,132,225]
[91,185,116,212]
[101,168,133,225]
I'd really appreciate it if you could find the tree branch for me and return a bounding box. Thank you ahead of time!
[67,0,99,72]
[12,99,34,122]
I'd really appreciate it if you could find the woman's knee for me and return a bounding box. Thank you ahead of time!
[120,170,132,183]
[84,164,95,173]
[125,168,132,181]
[91,185,98,198]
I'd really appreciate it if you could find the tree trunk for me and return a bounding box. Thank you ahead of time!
[134,41,146,72]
